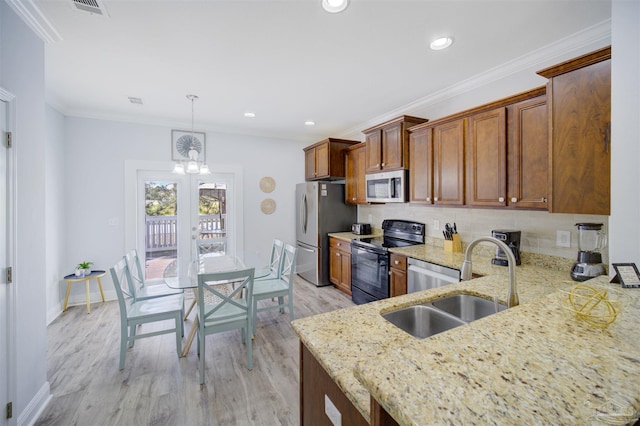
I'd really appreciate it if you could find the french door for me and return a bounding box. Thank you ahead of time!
[1,98,9,426]
[137,171,236,282]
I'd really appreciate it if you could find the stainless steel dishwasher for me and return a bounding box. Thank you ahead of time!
[407,258,460,293]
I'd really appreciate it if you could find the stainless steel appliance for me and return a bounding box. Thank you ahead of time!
[571,223,606,281]
[491,230,522,266]
[407,258,460,293]
[351,219,425,304]
[365,170,407,203]
[296,182,357,287]
[351,223,371,235]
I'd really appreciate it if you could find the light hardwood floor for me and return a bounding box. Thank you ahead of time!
[35,276,355,426]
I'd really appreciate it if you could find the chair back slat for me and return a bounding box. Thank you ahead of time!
[278,244,298,286]
[110,258,135,311]
[197,268,255,323]
[124,249,145,298]
[268,239,285,277]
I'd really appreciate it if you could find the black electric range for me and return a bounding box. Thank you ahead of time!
[350,219,425,304]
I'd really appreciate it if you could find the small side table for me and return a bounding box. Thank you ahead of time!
[63,270,106,314]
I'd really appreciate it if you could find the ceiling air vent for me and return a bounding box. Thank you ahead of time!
[70,0,109,17]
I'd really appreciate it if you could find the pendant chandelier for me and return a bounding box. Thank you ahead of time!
[172,94,210,175]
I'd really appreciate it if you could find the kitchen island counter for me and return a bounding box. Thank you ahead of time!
[292,246,640,424]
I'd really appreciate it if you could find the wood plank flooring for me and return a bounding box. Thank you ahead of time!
[35,276,355,426]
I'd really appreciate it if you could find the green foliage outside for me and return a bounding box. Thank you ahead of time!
[145,182,221,216]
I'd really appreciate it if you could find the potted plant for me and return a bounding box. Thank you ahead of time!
[75,261,93,277]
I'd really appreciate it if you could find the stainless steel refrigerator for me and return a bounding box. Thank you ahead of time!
[296,182,356,287]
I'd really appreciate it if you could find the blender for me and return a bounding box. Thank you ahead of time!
[570,223,606,281]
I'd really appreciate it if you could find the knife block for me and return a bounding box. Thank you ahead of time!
[444,234,462,253]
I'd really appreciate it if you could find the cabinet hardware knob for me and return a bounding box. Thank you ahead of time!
[434,197,438,202]
[511,197,518,202]
[336,253,340,257]
[541,197,548,203]
[352,198,356,201]
[498,197,505,202]
[337,243,340,246]
[426,197,431,202]
[381,162,385,167]
[376,163,379,167]
[394,260,400,265]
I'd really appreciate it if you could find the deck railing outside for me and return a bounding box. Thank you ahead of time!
[146,214,225,252]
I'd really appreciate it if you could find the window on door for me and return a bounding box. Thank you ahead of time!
[136,170,235,281]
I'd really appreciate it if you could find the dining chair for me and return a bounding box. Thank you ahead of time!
[197,268,255,385]
[255,239,284,281]
[124,249,184,302]
[252,244,297,333]
[110,258,184,370]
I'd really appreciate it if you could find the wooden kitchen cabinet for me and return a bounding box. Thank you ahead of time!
[300,342,369,426]
[432,118,465,206]
[345,143,367,204]
[363,116,428,173]
[389,253,407,297]
[329,237,352,295]
[537,46,611,215]
[304,138,359,181]
[408,126,433,204]
[507,94,549,209]
[466,107,507,207]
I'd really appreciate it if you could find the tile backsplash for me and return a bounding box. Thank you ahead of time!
[358,204,609,263]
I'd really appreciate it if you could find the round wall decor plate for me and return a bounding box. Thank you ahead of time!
[259,176,276,193]
[260,198,276,215]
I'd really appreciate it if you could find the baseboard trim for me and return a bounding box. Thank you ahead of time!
[17,381,51,426]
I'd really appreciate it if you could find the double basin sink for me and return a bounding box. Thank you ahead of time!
[382,294,507,339]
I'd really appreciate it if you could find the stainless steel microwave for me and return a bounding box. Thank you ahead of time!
[365,170,408,203]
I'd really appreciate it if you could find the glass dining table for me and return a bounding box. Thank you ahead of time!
[164,252,270,356]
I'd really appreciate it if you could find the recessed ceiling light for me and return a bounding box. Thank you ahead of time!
[128,97,143,105]
[305,121,316,126]
[244,112,256,118]
[322,0,349,13]
[430,36,453,51]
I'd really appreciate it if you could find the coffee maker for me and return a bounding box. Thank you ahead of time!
[570,223,606,281]
[491,230,522,266]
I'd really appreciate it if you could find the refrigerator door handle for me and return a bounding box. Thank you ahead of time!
[301,193,308,233]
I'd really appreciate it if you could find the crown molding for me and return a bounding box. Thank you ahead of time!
[5,0,62,44]
[339,19,611,139]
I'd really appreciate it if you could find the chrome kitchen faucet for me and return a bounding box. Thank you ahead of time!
[460,237,519,308]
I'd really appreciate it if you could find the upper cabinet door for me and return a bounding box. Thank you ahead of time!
[409,127,433,204]
[507,95,548,209]
[381,124,403,170]
[433,119,465,206]
[538,47,611,215]
[364,130,382,173]
[304,148,316,180]
[466,107,507,207]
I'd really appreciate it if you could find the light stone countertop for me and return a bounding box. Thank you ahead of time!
[292,239,640,424]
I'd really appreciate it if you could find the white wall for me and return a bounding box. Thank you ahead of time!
[609,0,640,269]
[0,2,50,424]
[58,116,306,306]
[45,106,66,323]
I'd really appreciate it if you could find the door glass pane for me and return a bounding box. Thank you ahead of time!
[144,180,178,280]
[196,181,227,257]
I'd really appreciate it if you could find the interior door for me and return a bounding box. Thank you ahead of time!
[0,99,9,426]
[137,171,235,282]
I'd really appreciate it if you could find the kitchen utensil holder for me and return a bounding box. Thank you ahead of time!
[444,234,462,253]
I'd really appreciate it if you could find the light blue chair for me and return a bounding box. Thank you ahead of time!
[252,244,297,333]
[255,239,284,281]
[124,249,184,301]
[110,258,184,370]
[196,268,255,385]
